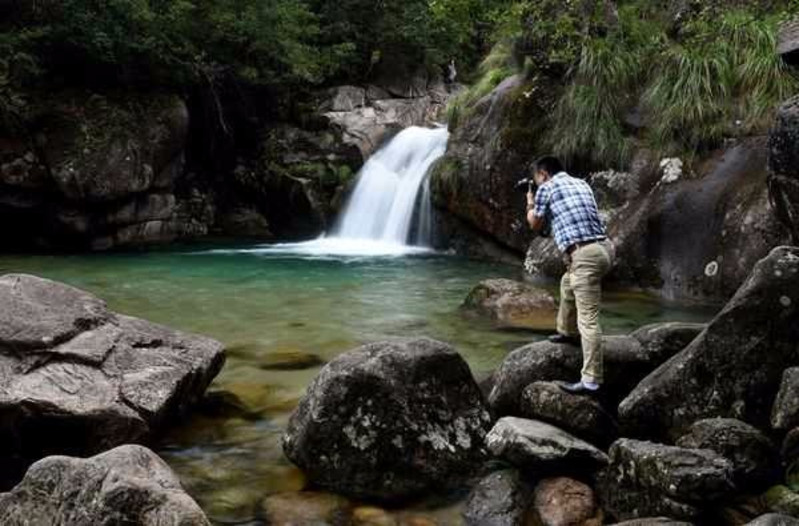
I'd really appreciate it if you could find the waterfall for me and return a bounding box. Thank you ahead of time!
[333,126,448,245]
[219,126,449,257]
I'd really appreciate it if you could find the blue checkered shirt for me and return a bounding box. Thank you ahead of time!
[534,172,606,252]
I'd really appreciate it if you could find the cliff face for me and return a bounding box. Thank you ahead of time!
[429,75,557,255]
[0,73,452,250]
[431,75,791,301]
[0,92,213,250]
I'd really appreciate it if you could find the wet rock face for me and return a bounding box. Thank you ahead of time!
[460,279,557,331]
[485,417,608,473]
[676,418,780,490]
[619,247,799,441]
[0,445,210,525]
[599,439,736,522]
[463,469,531,526]
[430,74,557,254]
[282,338,493,501]
[0,92,214,250]
[0,274,225,463]
[769,95,799,243]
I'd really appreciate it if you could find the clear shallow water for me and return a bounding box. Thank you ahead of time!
[0,243,717,524]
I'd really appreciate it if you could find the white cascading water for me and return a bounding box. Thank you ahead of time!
[333,126,448,245]
[205,126,448,257]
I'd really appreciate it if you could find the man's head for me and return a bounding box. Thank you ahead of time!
[533,156,564,186]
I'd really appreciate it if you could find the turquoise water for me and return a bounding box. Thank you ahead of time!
[0,243,716,524]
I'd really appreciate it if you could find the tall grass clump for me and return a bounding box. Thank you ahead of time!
[549,37,643,167]
[644,10,798,153]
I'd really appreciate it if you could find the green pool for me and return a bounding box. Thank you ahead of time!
[0,242,717,524]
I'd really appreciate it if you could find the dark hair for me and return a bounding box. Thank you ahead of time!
[534,156,564,176]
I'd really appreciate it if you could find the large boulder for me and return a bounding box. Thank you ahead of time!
[489,322,703,415]
[619,247,799,440]
[282,338,493,501]
[431,74,552,253]
[485,417,608,473]
[599,439,736,522]
[676,418,780,490]
[520,381,618,447]
[0,91,213,250]
[0,444,210,525]
[463,469,531,526]
[769,96,799,243]
[772,368,799,431]
[0,274,225,463]
[460,279,557,331]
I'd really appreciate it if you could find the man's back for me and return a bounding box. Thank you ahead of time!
[534,172,606,252]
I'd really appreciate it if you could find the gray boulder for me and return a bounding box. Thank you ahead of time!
[489,322,703,415]
[772,368,799,431]
[619,247,799,440]
[485,417,608,472]
[0,445,210,525]
[463,469,531,526]
[746,514,799,526]
[599,439,736,522]
[282,338,492,501]
[460,279,557,331]
[676,418,780,489]
[0,274,225,460]
[520,381,618,447]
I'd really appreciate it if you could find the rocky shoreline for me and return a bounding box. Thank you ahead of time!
[0,247,797,524]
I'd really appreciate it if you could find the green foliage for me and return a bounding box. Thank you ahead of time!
[644,10,798,152]
[446,39,515,129]
[550,37,642,167]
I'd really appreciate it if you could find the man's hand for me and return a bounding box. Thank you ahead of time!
[526,190,534,207]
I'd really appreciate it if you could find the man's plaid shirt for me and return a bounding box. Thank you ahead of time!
[534,172,606,252]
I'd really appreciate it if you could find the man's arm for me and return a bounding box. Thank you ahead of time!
[526,189,547,232]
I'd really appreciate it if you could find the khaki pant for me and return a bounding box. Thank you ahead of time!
[557,240,614,384]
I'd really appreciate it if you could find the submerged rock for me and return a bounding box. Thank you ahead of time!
[0,274,225,460]
[533,477,602,526]
[485,417,608,473]
[0,445,210,525]
[261,491,353,526]
[599,439,735,522]
[282,338,492,501]
[520,381,618,447]
[463,468,531,526]
[460,279,557,331]
[676,418,780,490]
[619,247,799,440]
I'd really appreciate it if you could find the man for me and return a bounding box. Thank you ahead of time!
[526,156,614,395]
